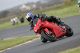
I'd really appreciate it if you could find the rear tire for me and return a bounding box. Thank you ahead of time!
[63,24,73,37]
[66,28,73,37]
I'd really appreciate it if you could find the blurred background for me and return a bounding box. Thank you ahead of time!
[0,0,77,24]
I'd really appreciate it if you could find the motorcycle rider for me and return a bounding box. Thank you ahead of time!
[46,16,61,25]
[39,14,61,25]
[26,12,38,30]
[26,12,61,30]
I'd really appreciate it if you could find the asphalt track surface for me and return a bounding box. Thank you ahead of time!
[0,25,35,39]
[1,16,80,53]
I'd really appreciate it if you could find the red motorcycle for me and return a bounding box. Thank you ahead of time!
[33,18,73,43]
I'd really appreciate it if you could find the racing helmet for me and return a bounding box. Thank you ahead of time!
[26,12,33,22]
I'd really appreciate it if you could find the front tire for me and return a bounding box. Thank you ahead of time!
[41,35,47,43]
[41,30,56,42]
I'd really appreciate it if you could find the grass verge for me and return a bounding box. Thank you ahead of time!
[43,5,79,18]
[34,4,79,18]
[0,36,37,51]
[0,21,29,31]
[60,47,80,53]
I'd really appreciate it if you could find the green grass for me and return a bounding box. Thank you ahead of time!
[60,47,80,53]
[43,5,79,18]
[0,21,29,31]
[0,36,37,51]
[33,4,79,18]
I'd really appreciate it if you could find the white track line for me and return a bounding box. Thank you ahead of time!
[0,38,39,53]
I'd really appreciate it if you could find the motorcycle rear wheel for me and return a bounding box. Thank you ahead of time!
[63,24,73,37]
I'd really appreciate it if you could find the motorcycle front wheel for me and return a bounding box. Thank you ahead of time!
[41,30,56,42]
[41,35,47,43]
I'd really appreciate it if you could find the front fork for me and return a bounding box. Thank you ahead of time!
[44,28,52,35]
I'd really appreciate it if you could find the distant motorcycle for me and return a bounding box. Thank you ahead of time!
[33,17,73,43]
